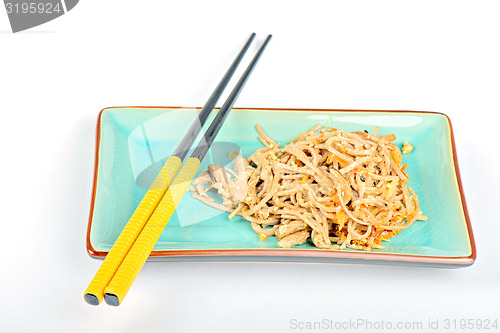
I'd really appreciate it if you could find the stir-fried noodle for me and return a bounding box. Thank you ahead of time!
[189,125,427,250]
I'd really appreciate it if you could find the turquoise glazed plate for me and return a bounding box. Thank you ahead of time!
[86,107,475,267]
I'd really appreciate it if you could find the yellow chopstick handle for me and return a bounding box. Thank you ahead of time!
[104,157,201,306]
[84,155,182,305]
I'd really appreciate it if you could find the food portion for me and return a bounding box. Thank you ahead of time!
[189,124,427,251]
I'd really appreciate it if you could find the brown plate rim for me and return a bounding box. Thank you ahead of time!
[86,106,476,266]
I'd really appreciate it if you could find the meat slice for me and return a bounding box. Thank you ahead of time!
[277,230,309,248]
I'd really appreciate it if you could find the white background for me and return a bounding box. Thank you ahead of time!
[1,1,499,332]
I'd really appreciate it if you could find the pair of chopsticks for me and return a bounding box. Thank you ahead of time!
[85,33,272,306]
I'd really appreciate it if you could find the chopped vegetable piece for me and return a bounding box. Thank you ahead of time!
[402,141,413,154]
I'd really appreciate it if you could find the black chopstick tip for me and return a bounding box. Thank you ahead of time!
[104,293,120,306]
[84,293,100,306]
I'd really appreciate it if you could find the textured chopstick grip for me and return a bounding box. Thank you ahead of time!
[103,157,201,306]
[84,156,182,305]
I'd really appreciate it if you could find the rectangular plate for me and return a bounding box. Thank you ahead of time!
[86,107,475,267]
